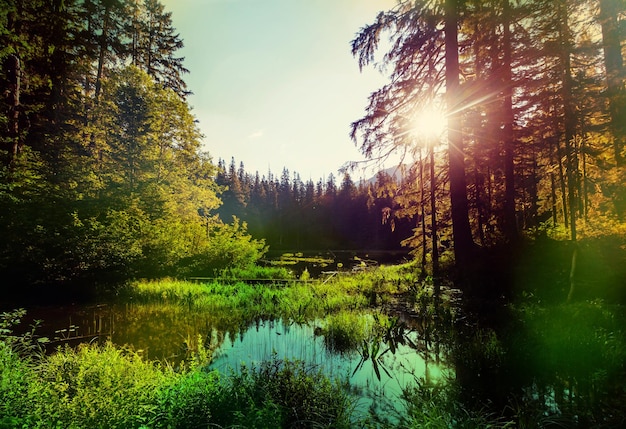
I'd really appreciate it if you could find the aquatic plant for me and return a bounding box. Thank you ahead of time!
[320,311,371,353]
[219,264,294,280]
[399,378,513,429]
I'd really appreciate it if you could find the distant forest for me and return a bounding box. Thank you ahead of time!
[214,158,414,252]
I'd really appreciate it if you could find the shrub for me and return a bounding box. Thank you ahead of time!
[0,341,33,427]
[27,342,175,428]
[153,370,223,429]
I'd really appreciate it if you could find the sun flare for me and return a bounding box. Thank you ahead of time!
[410,108,447,141]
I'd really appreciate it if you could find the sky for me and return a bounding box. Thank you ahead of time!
[161,0,397,182]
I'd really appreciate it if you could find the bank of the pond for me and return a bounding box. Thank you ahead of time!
[3,260,626,428]
[0,263,458,428]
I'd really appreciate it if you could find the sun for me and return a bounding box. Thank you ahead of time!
[410,107,447,141]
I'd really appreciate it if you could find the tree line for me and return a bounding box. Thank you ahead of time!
[350,0,626,284]
[214,157,415,252]
[1,0,625,292]
[0,0,265,289]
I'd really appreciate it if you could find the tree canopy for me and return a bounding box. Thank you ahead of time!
[350,0,626,282]
[0,0,264,288]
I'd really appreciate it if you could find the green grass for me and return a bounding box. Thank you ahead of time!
[0,339,354,429]
[219,264,295,280]
[124,270,394,322]
[319,311,373,353]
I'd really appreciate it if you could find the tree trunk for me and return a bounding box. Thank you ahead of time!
[502,0,518,242]
[430,146,439,284]
[559,0,578,242]
[599,0,626,165]
[6,54,22,167]
[94,2,111,103]
[445,0,474,273]
[418,147,428,278]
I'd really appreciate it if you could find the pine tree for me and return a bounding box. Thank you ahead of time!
[131,0,189,98]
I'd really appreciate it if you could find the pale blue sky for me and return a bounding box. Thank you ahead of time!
[162,0,396,181]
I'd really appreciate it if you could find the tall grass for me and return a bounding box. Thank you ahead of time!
[125,261,419,320]
[320,311,373,353]
[124,276,373,323]
[0,338,355,428]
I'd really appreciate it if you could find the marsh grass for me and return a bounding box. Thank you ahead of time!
[1,336,355,429]
[320,311,373,353]
[124,273,378,323]
[219,264,294,280]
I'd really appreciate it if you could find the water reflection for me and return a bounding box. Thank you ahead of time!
[209,316,447,419]
[18,301,448,419]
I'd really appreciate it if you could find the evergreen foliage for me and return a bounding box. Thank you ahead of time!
[350,0,626,285]
[0,0,264,289]
[214,158,415,251]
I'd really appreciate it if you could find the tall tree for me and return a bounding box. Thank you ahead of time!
[131,0,189,98]
[599,0,626,165]
[444,0,474,268]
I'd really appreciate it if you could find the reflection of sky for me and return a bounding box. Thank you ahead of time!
[209,318,446,420]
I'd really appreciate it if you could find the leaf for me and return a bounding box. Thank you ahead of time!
[352,357,366,377]
[372,357,381,381]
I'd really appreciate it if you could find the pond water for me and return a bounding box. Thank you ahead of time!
[261,249,411,277]
[210,318,446,417]
[6,280,625,425]
[9,300,447,420]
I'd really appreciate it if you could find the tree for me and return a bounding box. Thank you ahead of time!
[351,0,475,276]
[444,0,474,268]
[599,0,626,165]
[130,0,189,98]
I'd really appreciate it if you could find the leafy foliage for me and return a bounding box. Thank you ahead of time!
[0,4,263,288]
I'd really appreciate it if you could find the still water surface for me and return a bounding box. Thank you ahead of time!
[13,300,445,418]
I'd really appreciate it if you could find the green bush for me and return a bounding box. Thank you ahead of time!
[179,217,267,276]
[0,341,33,427]
[27,343,175,429]
[153,358,353,429]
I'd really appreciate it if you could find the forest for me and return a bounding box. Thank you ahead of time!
[1,0,625,293]
[0,0,270,289]
[1,0,626,427]
[214,157,416,252]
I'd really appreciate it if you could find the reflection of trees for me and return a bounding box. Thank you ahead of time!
[450,300,626,426]
[351,286,457,383]
[85,303,254,364]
